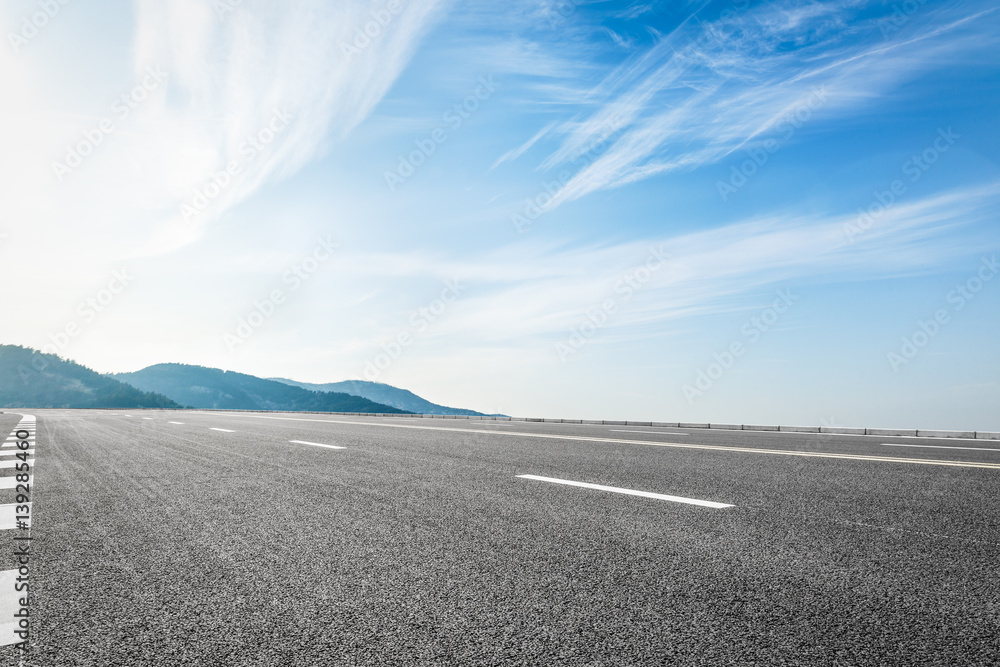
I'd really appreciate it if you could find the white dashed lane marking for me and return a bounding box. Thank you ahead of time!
[517,475,734,508]
[0,570,22,646]
[209,428,235,433]
[1,414,35,647]
[0,505,30,530]
[289,440,345,450]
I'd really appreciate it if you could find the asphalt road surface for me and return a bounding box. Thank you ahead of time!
[1,410,998,666]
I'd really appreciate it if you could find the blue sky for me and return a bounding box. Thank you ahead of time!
[1,0,998,428]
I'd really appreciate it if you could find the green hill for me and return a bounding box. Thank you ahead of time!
[113,363,410,413]
[270,378,486,416]
[0,345,180,409]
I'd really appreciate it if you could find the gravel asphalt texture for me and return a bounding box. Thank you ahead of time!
[2,410,998,666]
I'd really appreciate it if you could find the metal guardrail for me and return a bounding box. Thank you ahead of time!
[68,408,997,440]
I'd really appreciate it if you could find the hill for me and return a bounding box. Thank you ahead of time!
[269,378,485,416]
[0,345,180,409]
[114,363,410,413]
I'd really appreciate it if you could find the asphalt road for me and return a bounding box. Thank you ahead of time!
[1,410,998,666]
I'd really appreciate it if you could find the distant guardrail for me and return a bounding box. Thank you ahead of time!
[65,408,1000,441]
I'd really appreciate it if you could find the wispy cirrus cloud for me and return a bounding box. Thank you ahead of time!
[129,0,449,245]
[490,121,555,170]
[0,0,450,263]
[328,181,1000,347]
[527,1,999,209]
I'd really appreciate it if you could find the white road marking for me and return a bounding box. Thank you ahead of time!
[199,413,938,437]
[1,417,35,456]
[191,413,1000,470]
[609,429,688,435]
[379,418,997,442]
[168,421,184,425]
[881,443,1000,453]
[289,440,345,450]
[142,417,153,420]
[0,503,30,530]
[209,428,235,433]
[0,569,24,646]
[518,475,733,508]
[392,418,636,429]
[727,429,990,442]
[462,421,523,426]
[0,461,32,469]
[0,450,33,458]
[0,477,29,490]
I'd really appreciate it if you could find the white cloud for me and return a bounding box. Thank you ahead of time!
[490,121,555,170]
[322,181,1000,346]
[0,0,449,265]
[534,1,999,208]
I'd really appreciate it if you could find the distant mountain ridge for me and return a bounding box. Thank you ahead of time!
[0,346,482,415]
[269,378,485,416]
[0,345,179,409]
[114,363,409,414]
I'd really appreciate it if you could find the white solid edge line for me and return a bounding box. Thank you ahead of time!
[209,428,235,433]
[518,475,733,508]
[289,440,345,450]
[609,429,689,435]
[191,413,1000,469]
[881,443,1000,452]
[184,412,997,442]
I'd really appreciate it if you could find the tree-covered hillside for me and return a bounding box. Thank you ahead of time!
[0,345,180,409]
